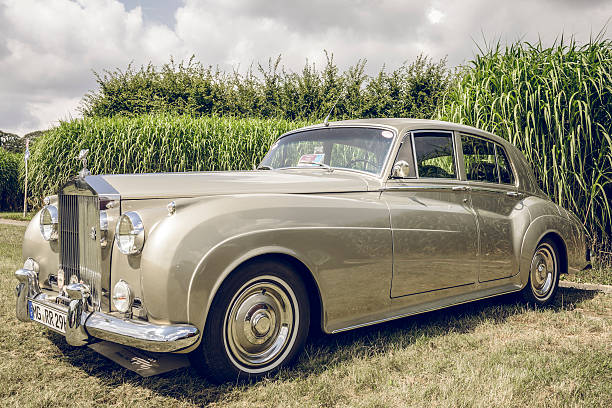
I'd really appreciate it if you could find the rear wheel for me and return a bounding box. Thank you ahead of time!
[190,260,309,383]
[521,238,560,306]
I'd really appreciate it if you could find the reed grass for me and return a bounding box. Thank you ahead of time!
[438,36,612,249]
[25,114,307,207]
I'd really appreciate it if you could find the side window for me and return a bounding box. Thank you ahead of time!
[462,136,498,183]
[413,132,457,179]
[496,146,514,184]
[391,133,417,178]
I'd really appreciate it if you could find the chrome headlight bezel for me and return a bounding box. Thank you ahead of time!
[115,211,145,255]
[39,205,58,241]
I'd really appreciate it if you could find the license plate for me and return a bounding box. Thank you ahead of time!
[28,300,67,334]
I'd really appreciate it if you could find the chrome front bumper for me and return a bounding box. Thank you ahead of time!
[15,268,200,353]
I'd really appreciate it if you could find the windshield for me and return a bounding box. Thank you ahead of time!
[259,127,396,176]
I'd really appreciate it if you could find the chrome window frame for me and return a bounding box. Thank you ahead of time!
[410,130,459,180]
[387,131,417,179]
[458,133,519,188]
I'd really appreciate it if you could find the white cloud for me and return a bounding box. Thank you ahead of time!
[0,0,610,135]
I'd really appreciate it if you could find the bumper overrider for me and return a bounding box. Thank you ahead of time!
[15,268,199,353]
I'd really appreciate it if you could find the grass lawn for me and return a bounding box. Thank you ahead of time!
[1,223,610,407]
[562,266,612,286]
[0,211,35,221]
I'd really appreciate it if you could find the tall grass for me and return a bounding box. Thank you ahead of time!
[26,114,307,206]
[438,37,612,248]
[0,149,22,211]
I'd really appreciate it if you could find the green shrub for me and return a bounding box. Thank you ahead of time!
[26,114,307,206]
[438,37,612,244]
[0,148,22,211]
[80,54,451,122]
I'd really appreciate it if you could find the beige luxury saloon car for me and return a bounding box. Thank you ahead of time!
[16,119,590,382]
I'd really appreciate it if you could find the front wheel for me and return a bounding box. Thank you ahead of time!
[190,260,310,383]
[521,238,560,306]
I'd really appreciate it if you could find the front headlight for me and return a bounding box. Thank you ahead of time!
[39,205,58,241]
[115,211,145,255]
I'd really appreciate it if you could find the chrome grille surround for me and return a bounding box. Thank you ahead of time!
[58,175,120,312]
[59,193,102,310]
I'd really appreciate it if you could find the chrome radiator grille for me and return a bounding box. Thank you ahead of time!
[58,193,102,309]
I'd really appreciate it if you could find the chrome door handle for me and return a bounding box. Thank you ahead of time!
[452,186,470,191]
[506,191,522,197]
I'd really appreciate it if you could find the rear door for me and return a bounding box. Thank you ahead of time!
[460,134,524,282]
[383,130,479,298]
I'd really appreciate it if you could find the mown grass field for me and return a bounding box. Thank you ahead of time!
[1,223,610,407]
[0,212,35,221]
[563,268,612,286]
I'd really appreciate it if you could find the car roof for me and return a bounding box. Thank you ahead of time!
[286,118,511,147]
[277,118,544,196]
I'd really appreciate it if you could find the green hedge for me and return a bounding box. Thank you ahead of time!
[26,114,307,206]
[438,37,612,243]
[80,55,451,121]
[0,148,22,211]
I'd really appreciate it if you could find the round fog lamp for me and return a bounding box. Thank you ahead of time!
[39,205,58,241]
[112,280,133,313]
[115,211,145,255]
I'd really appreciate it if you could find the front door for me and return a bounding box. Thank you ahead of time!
[384,131,479,298]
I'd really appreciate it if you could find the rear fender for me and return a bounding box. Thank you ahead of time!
[519,215,570,287]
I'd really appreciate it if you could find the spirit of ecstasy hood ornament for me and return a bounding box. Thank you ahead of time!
[78,149,91,178]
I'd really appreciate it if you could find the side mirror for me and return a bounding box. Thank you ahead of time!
[391,160,410,178]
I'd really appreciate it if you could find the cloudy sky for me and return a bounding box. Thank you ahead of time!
[1,0,610,136]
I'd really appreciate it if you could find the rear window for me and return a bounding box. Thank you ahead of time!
[461,135,515,185]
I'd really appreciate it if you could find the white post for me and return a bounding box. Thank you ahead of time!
[23,138,29,218]
[23,156,28,217]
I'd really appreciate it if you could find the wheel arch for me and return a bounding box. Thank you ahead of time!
[519,215,570,288]
[185,242,325,352]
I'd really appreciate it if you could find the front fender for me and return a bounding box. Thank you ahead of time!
[136,192,391,342]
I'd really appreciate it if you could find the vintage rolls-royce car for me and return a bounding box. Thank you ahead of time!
[15,119,590,382]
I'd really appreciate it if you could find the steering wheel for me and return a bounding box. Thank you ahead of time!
[347,158,378,170]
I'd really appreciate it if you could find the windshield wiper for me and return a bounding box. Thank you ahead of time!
[256,165,273,170]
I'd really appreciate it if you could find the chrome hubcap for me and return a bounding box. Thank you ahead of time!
[530,243,557,298]
[225,277,296,368]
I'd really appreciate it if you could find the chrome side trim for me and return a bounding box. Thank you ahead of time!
[384,182,519,193]
[331,283,522,333]
[15,268,200,353]
[384,183,468,191]
[468,185,515,194]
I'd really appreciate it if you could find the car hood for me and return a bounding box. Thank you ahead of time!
[99,170,375,199]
